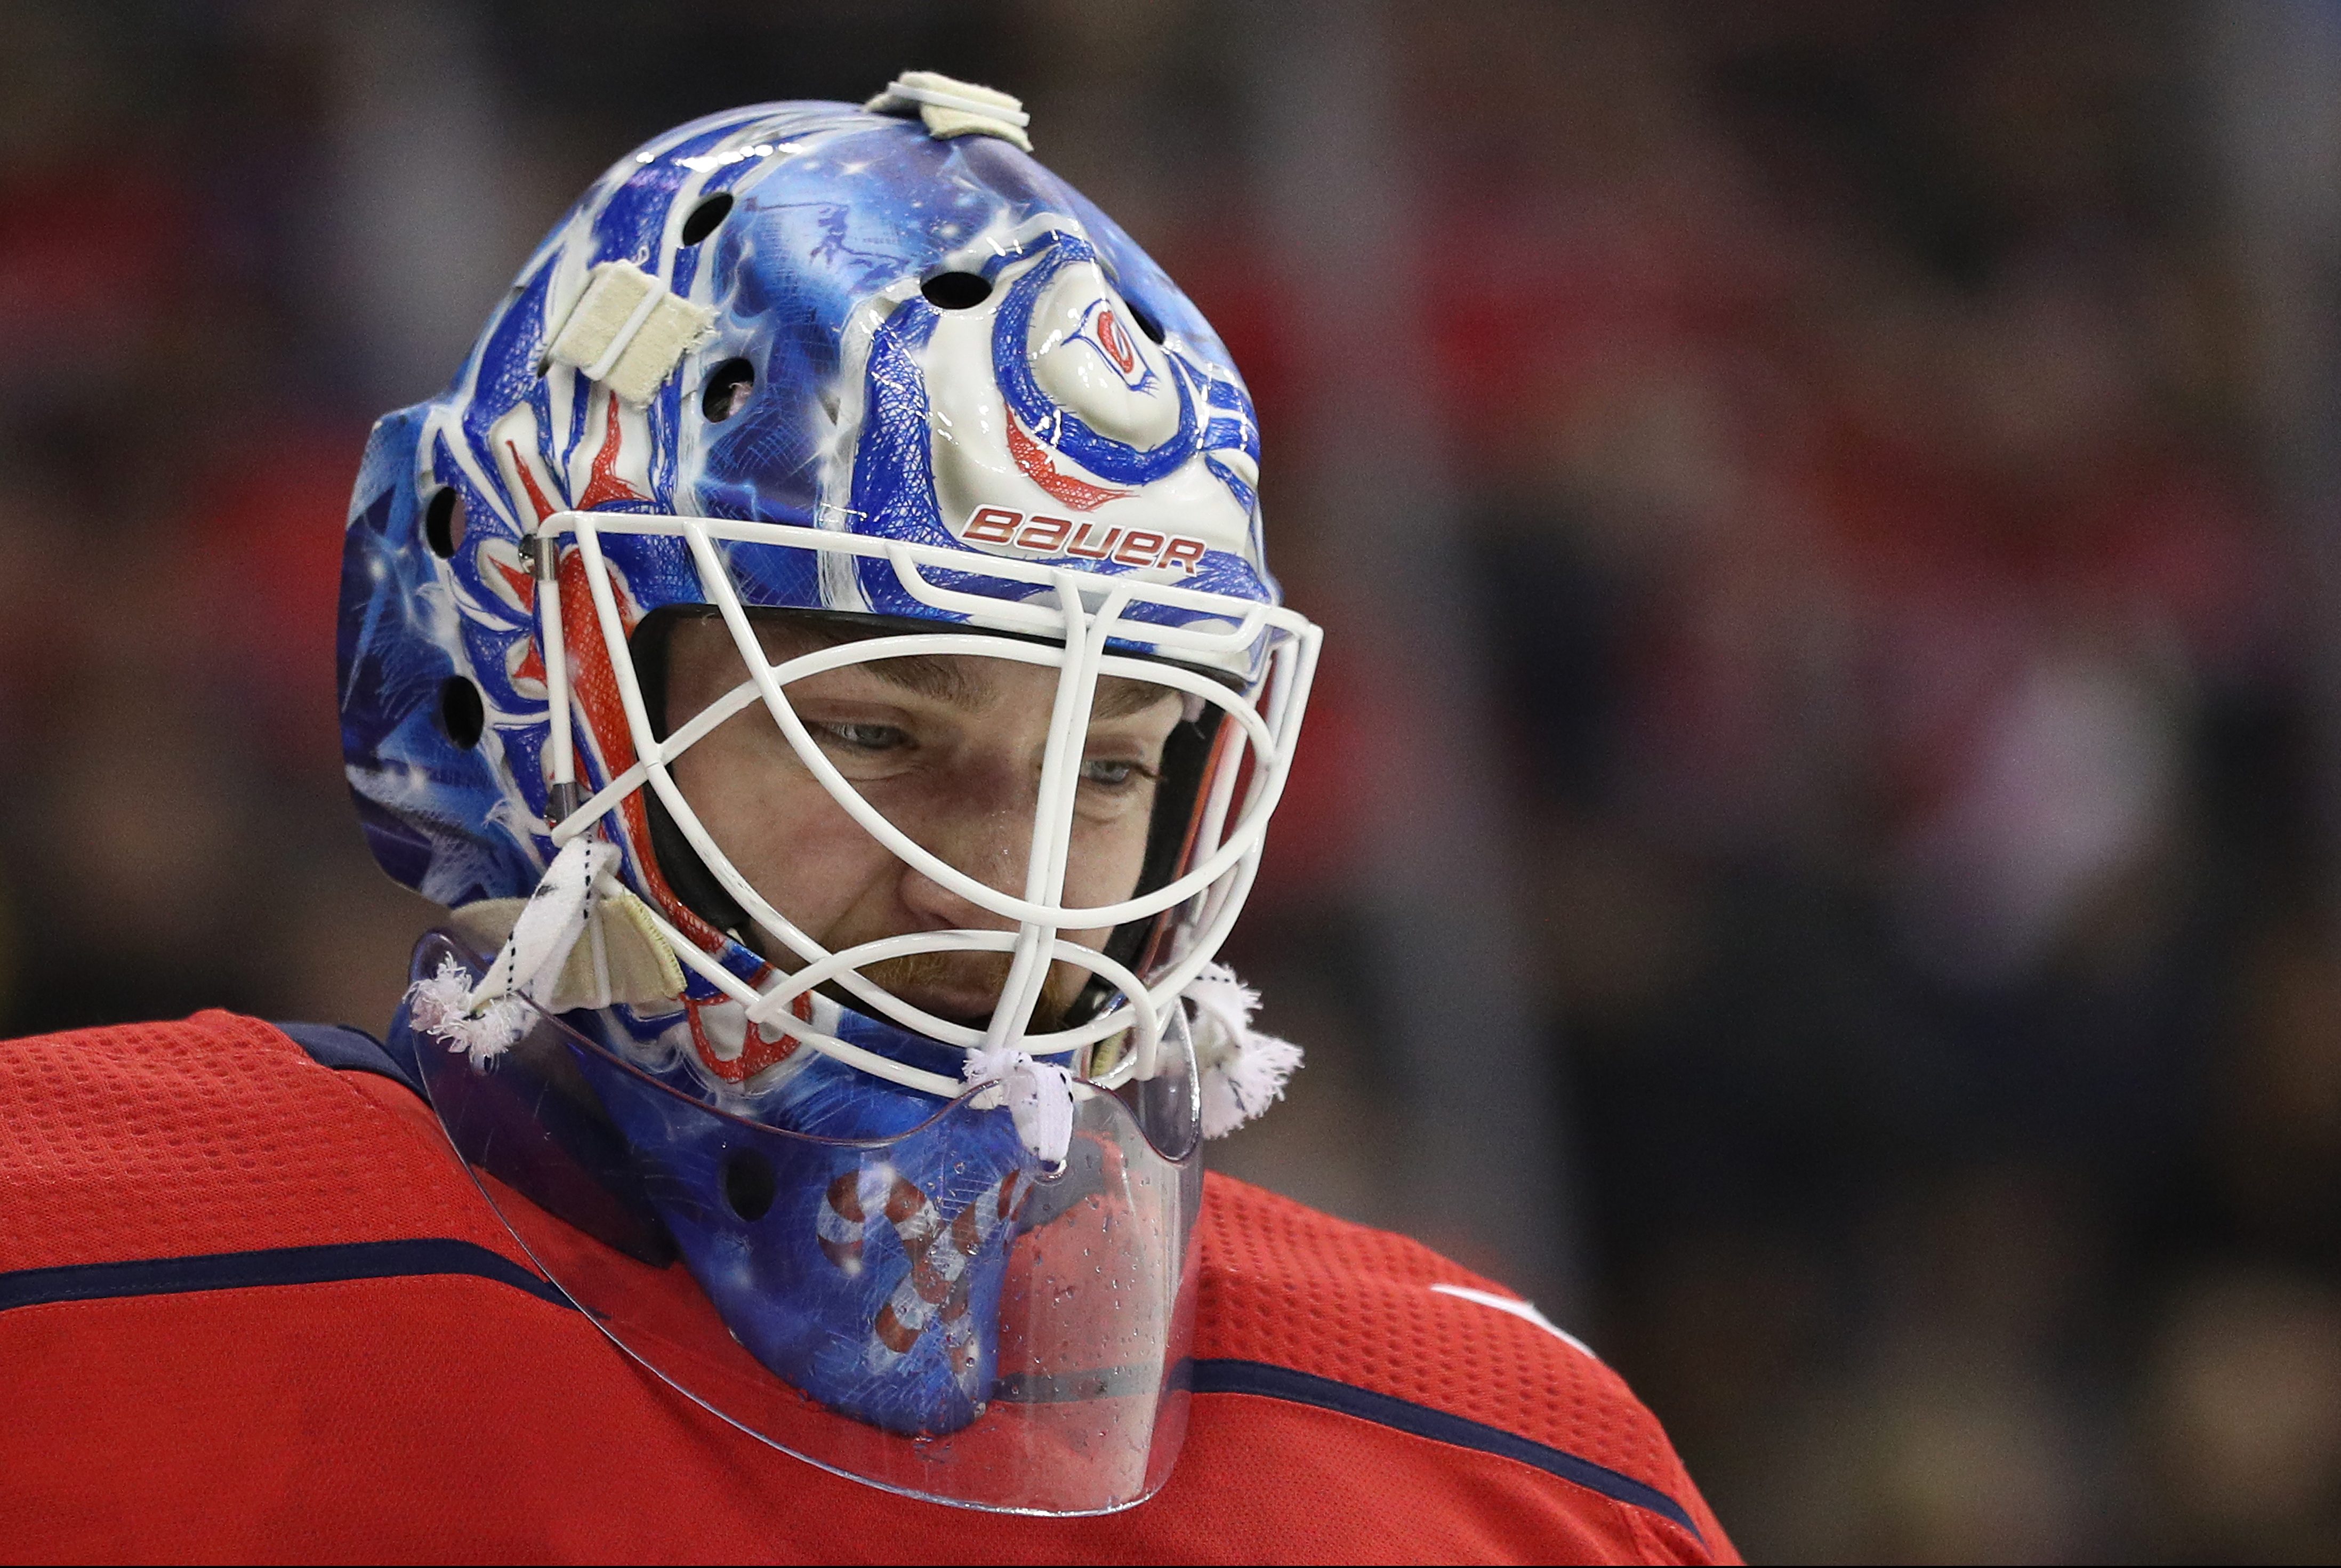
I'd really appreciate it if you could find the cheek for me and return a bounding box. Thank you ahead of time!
[669,728,894,928]
[1061,801,1157,909]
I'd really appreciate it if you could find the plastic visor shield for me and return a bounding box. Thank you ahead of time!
[404,931,1206,1514]
[537,509,1318,1084]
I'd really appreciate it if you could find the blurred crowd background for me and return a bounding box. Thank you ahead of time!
[5,0,2341,1558]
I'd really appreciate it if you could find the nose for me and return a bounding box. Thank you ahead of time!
[895,764,1041,932]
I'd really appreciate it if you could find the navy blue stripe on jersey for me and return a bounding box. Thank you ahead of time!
[0,1240,570,1315]
[1189,1357,1701,1538]
[273,1020,422,1098]
[1,1245,1694,1534]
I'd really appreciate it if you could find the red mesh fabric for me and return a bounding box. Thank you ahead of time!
[1193,1172,1712,1535]
[0,1010,520,1273]
[7,1282,1724,1564]
[0,1015,1735,1562]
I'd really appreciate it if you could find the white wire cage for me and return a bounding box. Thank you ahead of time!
[528,508,1322,1098]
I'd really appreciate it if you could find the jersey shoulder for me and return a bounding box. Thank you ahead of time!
[1190,1172,1736,1560]
[0,1009,521,1279]
[0,1014,1735,1562]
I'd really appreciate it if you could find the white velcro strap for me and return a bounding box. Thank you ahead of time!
[446,881,685,1013]
[864,70,1032,151]
[544,261,716,405]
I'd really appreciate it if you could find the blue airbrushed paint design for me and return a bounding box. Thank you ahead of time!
[340,411,540,909]
[589,123,732,270]
[847,297,974,618]
[567,1037,1034,1436]
[393,939,1034,1436]
[713,536,824,613]
[337,99,1278,1431]
[342,97,1284,907]
[459,271,551,467]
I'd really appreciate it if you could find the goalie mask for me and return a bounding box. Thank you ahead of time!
[337,77,1319,1514]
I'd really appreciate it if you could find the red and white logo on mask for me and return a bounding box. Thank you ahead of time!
[954,504,1209,574]
[1077,300,1151,390]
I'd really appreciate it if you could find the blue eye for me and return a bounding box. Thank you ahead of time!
[1081,759,1143,788]
[819,722,906,751]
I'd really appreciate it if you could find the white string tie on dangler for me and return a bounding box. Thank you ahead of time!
[1183,962,1304,1139]
[406,835,621,1067]
[963,1043,1077,1169]
[960,961,1301,1163]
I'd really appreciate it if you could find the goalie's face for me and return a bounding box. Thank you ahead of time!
[664,614,1185,1030]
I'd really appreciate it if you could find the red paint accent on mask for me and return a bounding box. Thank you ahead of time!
[488,550,536,611]
[552,550,745,999]
[1006,415,1132,513]
[576,396,649,511]
[685,990,812,1083]
[503,439,561,522]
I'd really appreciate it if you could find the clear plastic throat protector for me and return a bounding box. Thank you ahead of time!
[399,931,1204,1516]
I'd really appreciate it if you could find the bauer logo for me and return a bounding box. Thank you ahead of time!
[957,504,1209,574]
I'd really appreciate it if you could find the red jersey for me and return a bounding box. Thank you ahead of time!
[0,1011,1736,1564]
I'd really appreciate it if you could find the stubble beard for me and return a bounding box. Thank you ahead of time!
[851,948,1091,1032]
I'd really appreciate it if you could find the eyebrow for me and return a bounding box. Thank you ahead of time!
[751,623,1177,721]
[851,652,982,706]
[1093,675,1181,720]
[863,657,1173,721]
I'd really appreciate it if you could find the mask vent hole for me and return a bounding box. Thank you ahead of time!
[921,271,992,310]
[1127,301,1165,344]
[438,676,485,749]
[723,1151,777,1222]
[680,191,733,246]
[423,488,465,558]
[701,358,755,422]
